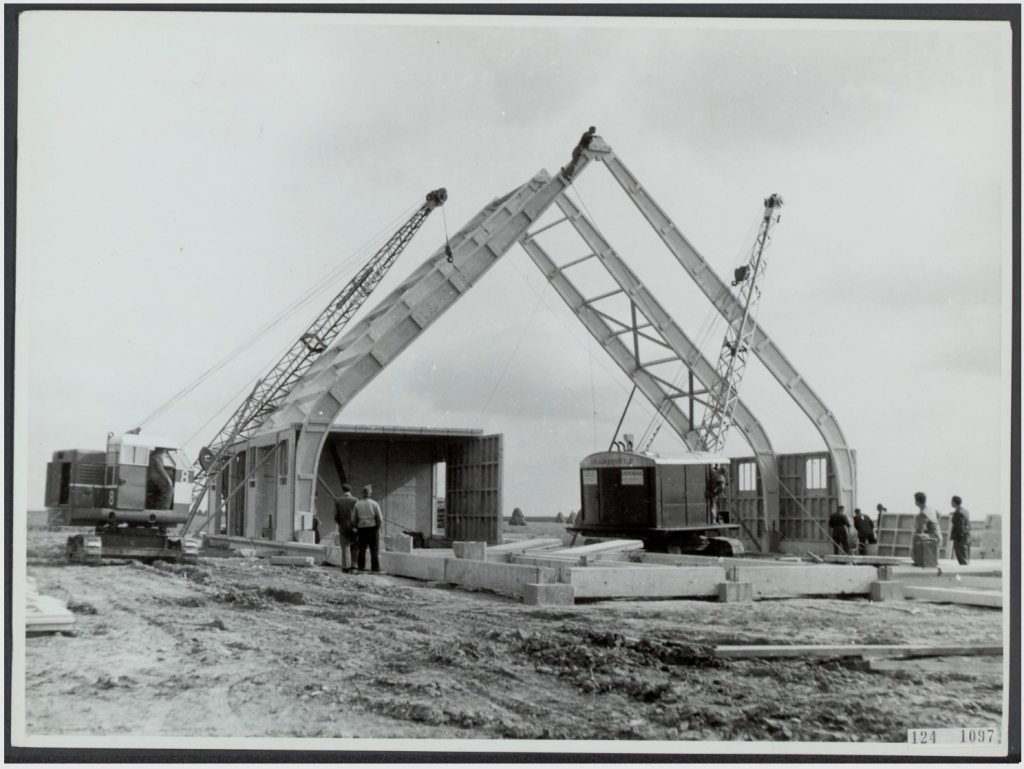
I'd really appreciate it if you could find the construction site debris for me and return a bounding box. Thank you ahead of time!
[711,644,1002,660]
[22,527,1004,741]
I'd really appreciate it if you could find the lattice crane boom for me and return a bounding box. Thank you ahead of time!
[697,193,783,454]
[180,188,447,533]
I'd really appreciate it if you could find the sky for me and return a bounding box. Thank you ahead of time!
[15,12,1013,525]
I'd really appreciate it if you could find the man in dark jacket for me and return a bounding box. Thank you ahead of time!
[334,484,358,574]
[828,505,851,555]
[146,447,174,510]
[950,495,971,565]
[853,508,876,556]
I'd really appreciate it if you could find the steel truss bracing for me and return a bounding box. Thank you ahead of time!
[519,194,780,550]
[582,144,857,517]
[698,194,782,455]
[181,189,448,534]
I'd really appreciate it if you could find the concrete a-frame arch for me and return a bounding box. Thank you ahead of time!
[584,144,858,519]
[254,136,854,540]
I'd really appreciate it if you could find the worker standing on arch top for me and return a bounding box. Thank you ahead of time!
[563,126,597,178]
[354,485,383,573]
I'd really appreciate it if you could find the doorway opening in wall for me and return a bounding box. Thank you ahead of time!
[432,461,447,536]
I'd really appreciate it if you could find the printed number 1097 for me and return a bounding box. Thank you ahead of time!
[909,728,998,745]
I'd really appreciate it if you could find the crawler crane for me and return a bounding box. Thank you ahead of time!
[45,189,447,562]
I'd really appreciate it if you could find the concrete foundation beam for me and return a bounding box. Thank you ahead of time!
[509,555,576,583]
[523,583,575,606]
[718,582,753,602]
[270,556,314,567]
[384,535,414,554]
[730,565,877,598]
[869,581,905,602]
[568,565,725,599]
[379,552,447,582]
[445,558,556,598]
[452,541,487,560]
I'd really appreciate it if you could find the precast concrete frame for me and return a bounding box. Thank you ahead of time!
[251,136,855,538]
[518,193,780,550]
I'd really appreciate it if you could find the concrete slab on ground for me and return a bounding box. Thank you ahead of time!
[568,565,725,599]
[729,564,877,598]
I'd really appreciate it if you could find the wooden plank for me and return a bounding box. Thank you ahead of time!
[823,554,908,566]
[636,552,803,569]
[487,538,563,554]
[712,644,1002,660]
[902,585,1002,608]
[892,573,1002,591]
[730,564,877,597]
[568,565,725,599]
[269,556,314,567]
[546,539,644,556]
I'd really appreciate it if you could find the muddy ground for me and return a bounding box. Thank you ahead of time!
[22,527,1004,743]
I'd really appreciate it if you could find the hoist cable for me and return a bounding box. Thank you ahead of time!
[132,198,423,430]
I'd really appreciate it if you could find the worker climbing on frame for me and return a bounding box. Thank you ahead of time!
[562,126,597,179]
[706,465,728,523]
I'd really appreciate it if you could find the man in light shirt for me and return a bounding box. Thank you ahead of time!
[354,485,383,573]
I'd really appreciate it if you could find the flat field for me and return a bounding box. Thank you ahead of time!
[21,525,1004,743]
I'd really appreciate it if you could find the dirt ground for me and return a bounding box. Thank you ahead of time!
[22,525,1004,743]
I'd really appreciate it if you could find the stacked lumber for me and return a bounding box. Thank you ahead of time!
[25,578,74,635]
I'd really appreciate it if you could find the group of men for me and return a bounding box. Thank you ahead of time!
[331,484,384,574]
[827,506,878,556]
[828,492,972,565]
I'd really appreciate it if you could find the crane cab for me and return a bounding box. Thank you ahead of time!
[45,433,191,527]
[572,450,744,555]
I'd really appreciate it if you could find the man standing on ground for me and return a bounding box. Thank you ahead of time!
[334,484,358,574]
[853,508,876,556]
[828,505,851,555]
[354,485,383,573]
[950,495,971,565]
